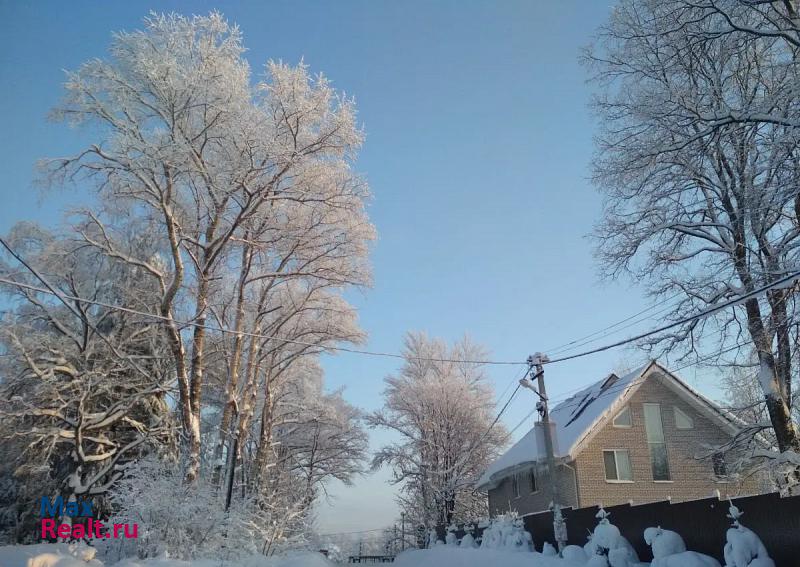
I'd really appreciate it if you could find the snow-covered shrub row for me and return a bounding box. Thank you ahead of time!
[431,502,776,567]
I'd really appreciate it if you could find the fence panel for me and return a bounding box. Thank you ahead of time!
[438,492,800,566]
[519,493,800,566]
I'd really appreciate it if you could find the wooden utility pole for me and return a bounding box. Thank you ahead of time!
[401,512,406,550]
[527,353,567,553]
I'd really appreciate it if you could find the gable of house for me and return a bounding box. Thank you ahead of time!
[478,362,653,490]
[480,361,766,515]
[572,367,763,507]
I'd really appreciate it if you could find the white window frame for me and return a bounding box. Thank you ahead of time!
[643,403,671,481]
[612,405,632,428]
[603,449,633,483]
[674,406,694,430]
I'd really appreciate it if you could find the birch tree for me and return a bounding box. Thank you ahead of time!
[46,12,374,481]
[369,333,507,527]
[588,0,800,453]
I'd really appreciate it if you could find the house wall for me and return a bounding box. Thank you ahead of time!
[487,461,579,516]
[573,370,764,508]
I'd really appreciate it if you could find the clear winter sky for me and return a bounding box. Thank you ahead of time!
[0,0,721,536]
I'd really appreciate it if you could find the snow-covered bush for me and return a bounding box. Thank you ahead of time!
[98,456,307,562]
[645,526,721,567]
[459,524,478,549]
[479,513,533,552]
[723,503,775,567]
[445,524,458,546]
[583,508,639,566]
[644,527,686,558]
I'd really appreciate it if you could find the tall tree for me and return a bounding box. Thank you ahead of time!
[587,0,800,453]
[46,12,374,481]
[369,333,507,527]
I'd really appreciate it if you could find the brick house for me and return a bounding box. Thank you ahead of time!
[477,361,766,516]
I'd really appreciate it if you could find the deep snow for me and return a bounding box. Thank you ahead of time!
[0,545,335,567]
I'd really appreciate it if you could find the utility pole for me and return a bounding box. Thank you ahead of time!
[401,512,406,551]
[527,353,567,554]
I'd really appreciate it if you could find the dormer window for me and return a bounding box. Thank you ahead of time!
[612,405,632,427]
[600,373,619,392]
[674,406,694,429]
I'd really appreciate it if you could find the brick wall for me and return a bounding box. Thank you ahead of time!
[487,462,578,516]
[573,370,764,508]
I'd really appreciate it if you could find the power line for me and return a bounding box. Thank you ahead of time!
[544,341,754,416]
[542,269,800,365]
[0,276,527,367]
[544,291,685,356]
[478,366,530,445]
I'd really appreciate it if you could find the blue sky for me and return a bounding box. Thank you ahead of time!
[0,0,717,535]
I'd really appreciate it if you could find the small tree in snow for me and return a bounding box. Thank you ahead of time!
[369,332,507,527]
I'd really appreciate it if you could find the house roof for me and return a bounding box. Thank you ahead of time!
[476,360,739,489]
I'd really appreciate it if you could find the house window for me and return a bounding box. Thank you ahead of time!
[603,450,633,481]
[528,469,537,493]
[613,406,632,427]
[511,473,520,498]
[674,406,694,429]
[643,403,671,481]
[713,453,727,477]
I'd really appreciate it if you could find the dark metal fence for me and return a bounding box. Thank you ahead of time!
[438,492,800,566]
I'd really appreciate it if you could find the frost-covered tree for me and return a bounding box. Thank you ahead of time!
[0,224,174,539]
[369,333,507,527]
[587,0,800,453]
[47,11,374,482]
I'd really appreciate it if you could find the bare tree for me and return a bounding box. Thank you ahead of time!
[587,0,800,452]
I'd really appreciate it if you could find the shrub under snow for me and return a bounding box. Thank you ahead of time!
[98,457,306,563]
[479,513,533,552]
[644,526,720,567]
[583,508,639,566]
[723,504,775,567]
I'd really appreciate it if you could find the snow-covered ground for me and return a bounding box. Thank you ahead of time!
[0,503,776,567]
[0,544,335,567]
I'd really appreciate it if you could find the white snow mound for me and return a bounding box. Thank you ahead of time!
[0,543,102,567]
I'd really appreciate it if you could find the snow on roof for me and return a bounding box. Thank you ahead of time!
[477,362,653,489]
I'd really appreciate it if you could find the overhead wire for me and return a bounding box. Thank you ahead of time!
[0,276,528,366]
[541,269,800,365]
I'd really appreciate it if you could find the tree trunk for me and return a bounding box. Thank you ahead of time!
[212,242,253,485]
[254,366,275,488]
[743,296,800,452]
